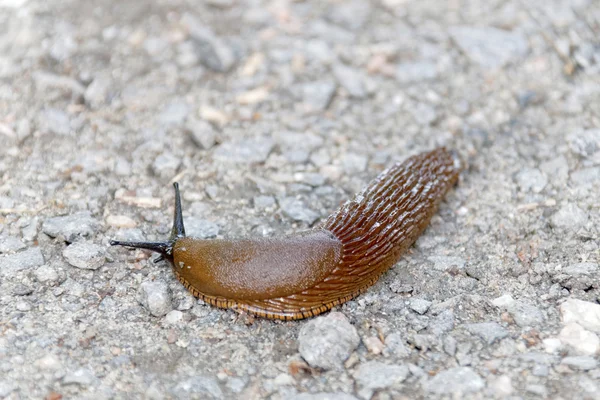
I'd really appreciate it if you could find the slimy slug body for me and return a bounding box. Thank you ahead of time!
[111,148,460,320]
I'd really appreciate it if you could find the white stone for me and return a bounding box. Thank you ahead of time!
[561,299,600,334]
[542,338,563,353]
[559,323,600,356]
[492,294,515,308]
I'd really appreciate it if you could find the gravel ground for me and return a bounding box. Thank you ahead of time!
[1,0,599,399]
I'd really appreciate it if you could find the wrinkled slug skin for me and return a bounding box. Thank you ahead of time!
[173,148,460,320]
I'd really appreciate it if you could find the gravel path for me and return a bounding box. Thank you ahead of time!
[1,0,599,398]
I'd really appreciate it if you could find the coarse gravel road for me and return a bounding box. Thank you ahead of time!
[0,0,599,399]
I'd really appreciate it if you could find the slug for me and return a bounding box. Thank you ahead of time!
[111,147,460,320]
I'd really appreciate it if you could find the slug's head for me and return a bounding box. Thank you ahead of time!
[110,182,186,262]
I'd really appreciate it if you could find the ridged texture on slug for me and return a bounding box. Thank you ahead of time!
[175,148,461,320]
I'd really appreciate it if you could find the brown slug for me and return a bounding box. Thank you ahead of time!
[111,147,460,320]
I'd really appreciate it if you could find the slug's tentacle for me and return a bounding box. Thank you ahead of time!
[172,148,461,320]
[110,183,186,261]
[170,182,186,240]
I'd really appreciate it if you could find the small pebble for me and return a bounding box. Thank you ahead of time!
[425,367,485,395]
[0,247,45,275]
[63,242,107,270]
[171,375,224,399]
[42,212,101,242]
[298,312,360,370]
[138,281,172,317]
[0,236,26,253]
[551,204,588,231]
[409,298,432,315]
[364,336,384,355]
[34,264,59,283]
[63,368,96,386]
[165,310,183,324]
[559,323,599,355]
[106,215,137,228]
[561,355,598,370]
[465,322,508,344]
[560,298,600,333]
[354,361,409,399]
[279,197,320,225]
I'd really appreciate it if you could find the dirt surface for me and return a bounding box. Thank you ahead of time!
[1,0,600,399]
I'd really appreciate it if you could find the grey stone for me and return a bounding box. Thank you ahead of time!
[450,26,528,69]
[159,101,190,127]
[0,381,16,397]
[63,368,96,386]
[42,211,101,242]
[276,131,325,152]
[556,263,599,290]
[383,333,411,358]
[63,242,106,270]
[182,14,236,72]
[279,197,320,225]
[295,172,326,187]
[571,167,600,186]
[408,102,438,126]
[185,217,219,238]
[300,80,337,111]
[84,75,111,108]
[560,298,600,334]
[0,236,26,253]
[326,0,371,31]
[526,384,548,397]
[16,300,32,311]
[34,264,59,283]
[443,335,457,356]
[409,298,432,315]
[428,256,466,271]
[551,204,588,231]
[13,284,33,296]
[430,309,455,336]
[488,375,513,398]
[341,153,368,174]
[33,71,85,99]
[532,364,549,376]
[284,149,310,164]
[332,64,367,98]
[354,361,409,399]
[298,312,360,370]
[425,367,485,395]
[171,376,223,399]
[187,119,217,150]
[465,322,508,344]
[506,301,544,327]
[0,247,44,275]
[214,137,274,164]
[396,61,438,84]
[253,195,276,209]
[540,156,569,185]
[515,168,547,193]
[21,218,38,242]
[568,129,600,158]
[519,352,559,365]
[561,356,598,370]
[138,281,172,317]
[563,262,598,277]
[152,152,182,179]
[37,108,71,135]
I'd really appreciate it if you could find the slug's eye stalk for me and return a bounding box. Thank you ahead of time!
[109,182,187,262]
[170,182,186,240]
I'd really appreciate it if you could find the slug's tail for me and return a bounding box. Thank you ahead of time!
[109,182,186,260]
